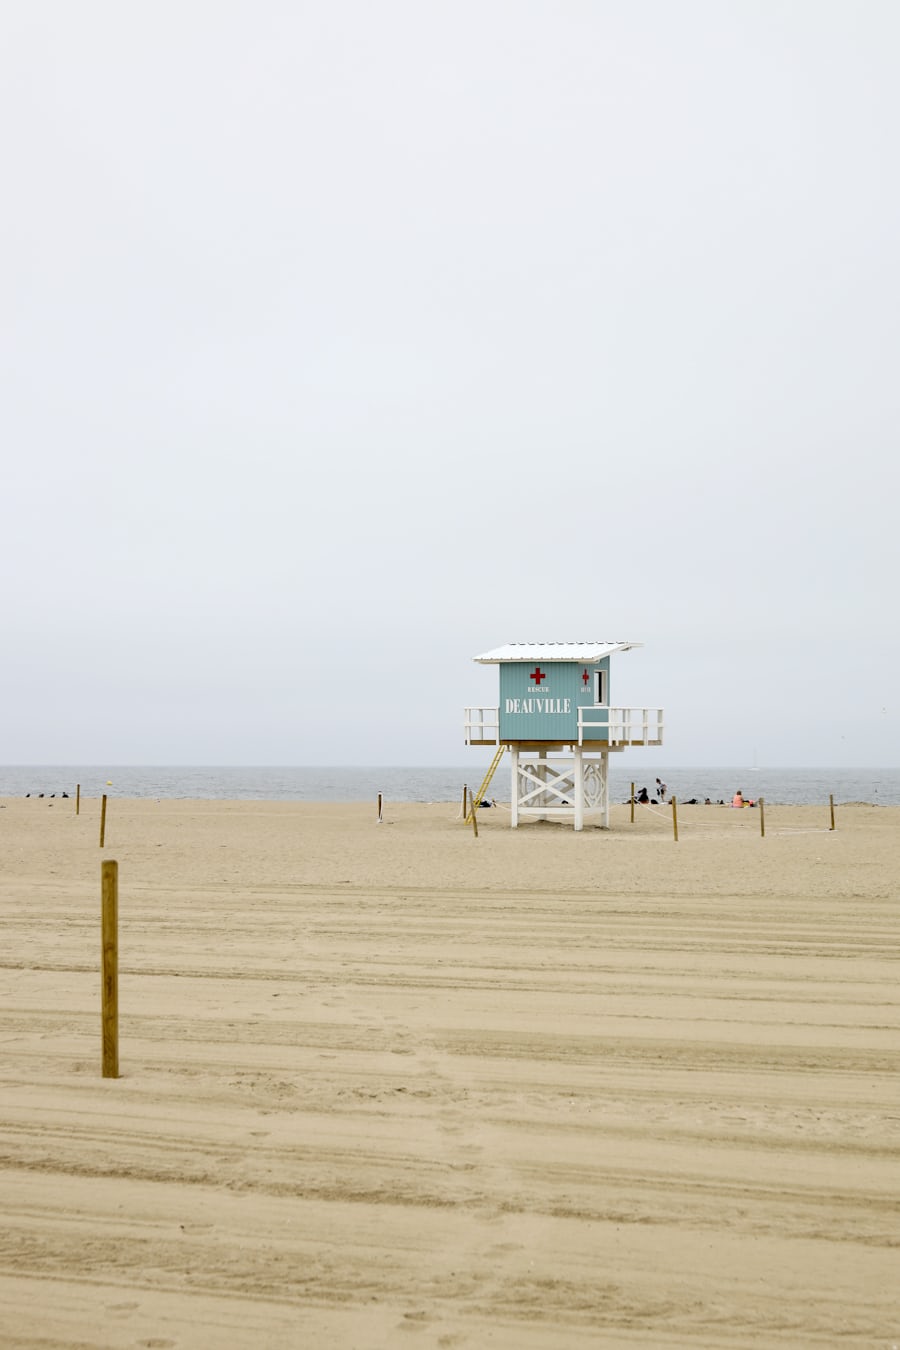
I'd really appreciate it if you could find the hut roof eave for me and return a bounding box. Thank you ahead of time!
[473,641,643,664]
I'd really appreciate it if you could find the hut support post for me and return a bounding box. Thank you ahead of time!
[574,746,584,832]
[510,746,519,828]
[536,750,547,820]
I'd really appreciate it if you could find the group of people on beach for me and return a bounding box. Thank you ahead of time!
[628,784,758,807]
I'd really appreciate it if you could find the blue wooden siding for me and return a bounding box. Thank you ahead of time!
[498,658,612,742]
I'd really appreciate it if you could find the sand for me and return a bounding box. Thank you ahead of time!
[1,794,898,1349]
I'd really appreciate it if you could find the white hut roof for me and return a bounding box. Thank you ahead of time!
[473,641,642,663]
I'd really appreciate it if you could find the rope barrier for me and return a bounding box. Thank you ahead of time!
[658,815,758,830]
[631,802,768,836]
[450,795,834,835]
[637,802,671,822]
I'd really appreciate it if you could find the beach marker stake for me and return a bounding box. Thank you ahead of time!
[471,798,479,838]
[462,784,468,819]
[672,795,678,843]
[630,782,635,824]
[76,784,80,815]
[829,793,835,831]
[99,794,108,848]
[376,792,383,824]
[101,860,119,1078]
[759,797,765,837]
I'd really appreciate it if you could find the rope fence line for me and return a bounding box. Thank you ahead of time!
[638,809,752,830]
[452,779,839,838]
[630,796,838,841]
[636,802,672,823]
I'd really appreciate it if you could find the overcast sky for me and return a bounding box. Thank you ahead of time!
[2,1,897,767]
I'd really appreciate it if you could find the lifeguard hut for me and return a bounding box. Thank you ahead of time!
[464,641,664,830]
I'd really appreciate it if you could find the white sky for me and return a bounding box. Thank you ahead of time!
[2,1,898,767]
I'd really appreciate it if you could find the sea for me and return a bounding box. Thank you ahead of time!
[2,765,899,806]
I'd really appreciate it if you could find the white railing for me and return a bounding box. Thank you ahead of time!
[464,707,500,744]
[465,705,663,746]
[577,706,664,746]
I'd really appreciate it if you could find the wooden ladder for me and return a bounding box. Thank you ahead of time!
[466,745,507,822]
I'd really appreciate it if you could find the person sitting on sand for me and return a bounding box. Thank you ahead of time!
[637,787,650,804]
[732,790,744,808]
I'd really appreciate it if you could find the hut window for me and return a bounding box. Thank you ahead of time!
[594,670,607,704]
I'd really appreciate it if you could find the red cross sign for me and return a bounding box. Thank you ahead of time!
[529,666,547,685]
[582,668,590,685]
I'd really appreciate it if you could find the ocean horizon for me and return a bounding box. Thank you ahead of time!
[2,764,899,807]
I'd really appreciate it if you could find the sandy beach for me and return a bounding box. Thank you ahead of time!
[1,795,898,1349]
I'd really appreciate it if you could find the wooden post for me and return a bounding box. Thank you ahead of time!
[462,784,468,820]
[759,796,766,837]
[376,792,383,823]
[630,781,635,824]
[99,794,107,848]
[76,783,81,815]
[829,793,835,831]
[101,860,119,1078]
[471,798,478,837]
[672,795,678,843]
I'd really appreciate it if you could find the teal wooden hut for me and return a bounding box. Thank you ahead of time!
[464,641,663,829]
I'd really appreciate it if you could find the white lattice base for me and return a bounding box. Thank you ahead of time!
[509,747,609,830]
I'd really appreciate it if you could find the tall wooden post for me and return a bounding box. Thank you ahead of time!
[630,782,635,824]
[462,784,468,820]
[76,784,81,815]
[672,796,678,843]
[829,794,835,831]
[759,796,766,837]
[99,794,107,848]
[376,792,383,823]
[101,860,119,1078]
